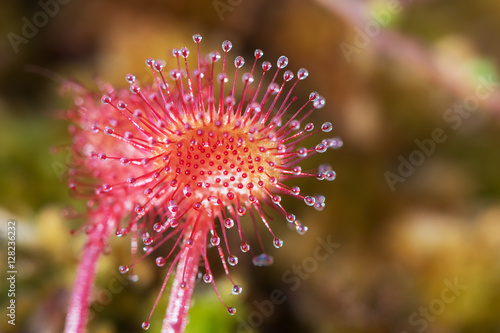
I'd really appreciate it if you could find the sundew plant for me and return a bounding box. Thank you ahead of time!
[62,34,341,333]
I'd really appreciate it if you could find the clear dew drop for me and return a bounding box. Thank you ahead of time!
[273,238,283,248]
[117,101,127,110]
[154,59,165,71]
[252,253,274,267]
[224,218,235,229]
[321,138,332,147]
[133,109,143,118]
[292,166,302,175]
[130,84,140,94]
[119,265,129,274]
[304,196,316,206]
[314,195,326,211]
[296,224,308,235]
[297,68,308,80]
[222,40,232,52]
[210,235,220,246]
[242,73,254,84]
[234,56,245,68]
[142,321,150,330]
[228,307,236,315]
[218,73,229,83]
[315,143,328,153]
[237,206,246,216]
[209,51,221,62]
[170,70,181,80]
[289,121,300,131]
[283,70,294,82]
[193,33,202,43]
[325,170,336,181]
[240,243,250,253]
[277,55,288,69]
[254,49,263,59]
[156,256,166,267]
[153,222,163,232]
[143,237,153,246]
[314,202,325,212]
[330,137,343,149]
[203,273,213,283]
[101,95,111,104]
[267,82,280,94]
[104,126,114,135]
[168,217,179,228]
[313,96,326,109]
[262,61,272,72]
[232,285,243,295]
[321,122,333,132]
[297,147,308,157]
[228,255,239,266]
[272,195,282,204]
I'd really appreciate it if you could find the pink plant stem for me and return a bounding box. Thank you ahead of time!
[64,217,112,333]
[161,228,203,333]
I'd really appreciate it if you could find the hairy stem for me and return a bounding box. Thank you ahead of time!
[64,215,113,333]
[161,228,203,333]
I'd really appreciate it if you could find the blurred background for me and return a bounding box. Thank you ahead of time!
[1,0,500,332]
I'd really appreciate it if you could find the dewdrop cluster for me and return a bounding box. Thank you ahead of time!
[66,34,341,329]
